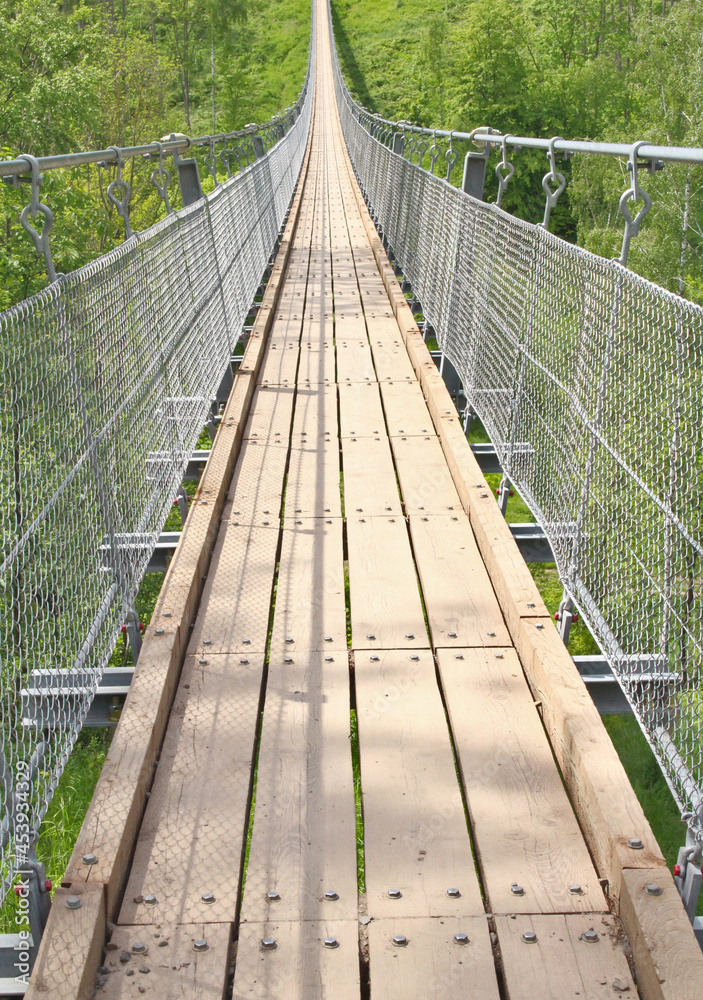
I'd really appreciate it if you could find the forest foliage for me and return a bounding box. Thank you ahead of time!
[0,0,311,307]
[332,0,703,301]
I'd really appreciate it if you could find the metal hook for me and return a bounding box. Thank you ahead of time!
[18,154,58,283]
[150,142,173,215]
[106,146,133,239]
[539,136,566,230]
[495,134,515,208]
[617,140,653,267]
[204,137,219,185]
[429,130,440,175]
[445,131,457,181]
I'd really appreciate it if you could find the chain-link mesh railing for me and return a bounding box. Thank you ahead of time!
[0,44,314,904]
[329,4,703,841]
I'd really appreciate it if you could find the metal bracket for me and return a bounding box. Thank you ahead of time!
[617,140,653,267]
[169,133,203,207]
[17,154,58,283]
[462,127,494,200]
[149,142,173,215]
[495,134,515,208]
[539,136,566,231]
[105,147,133,239]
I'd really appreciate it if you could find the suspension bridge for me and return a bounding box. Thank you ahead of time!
[1,0,703,997]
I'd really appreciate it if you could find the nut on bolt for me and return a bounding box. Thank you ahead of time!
[446,887,461,898]
[65,896,82,910]
[627,837,644,850]
[582,929,599,944]
[266,890,281,901]
[510,883,525,896]
[645,883,663,896]
[453,933,470,945]
[261,938,277,951]
[82,853,98,866]
[324,890,339,901]
[201,892,216,904]
[323,936,339,949]
[391,934,408,947]
[387,888,402,899]
[193,939,209,952]
[521,931,538,944]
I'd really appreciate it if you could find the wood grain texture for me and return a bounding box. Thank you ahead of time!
[25,884,105,1000]
[347,516,428,649]
[297,345,336,385]
[620,868,703,1000]
[99,923,231,999]
[243,385,296,440]
[335,337,376,383]
[437,647,605,914]
[391,433,462,514]
[367,917,500,1000]
[240,653,358,923]
[341,434,403,515]
[292,384,339,440]
[338,382,386,438]
[270,518,347,654]
[494,914,636,1000]
[256,340,300,386]
[223,438,289,522]
[408,515,511,648]
[354,649,484,918]
[232,920,360,1000]
[284,441,342,519]
[379,380,434,437]
[118,653,263,925]
[189,523,279,656]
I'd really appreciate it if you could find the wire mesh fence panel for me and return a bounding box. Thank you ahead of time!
[0,52,313,902]
[329,4,703,838]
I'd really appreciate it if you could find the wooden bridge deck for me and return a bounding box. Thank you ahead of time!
[25,4,703,999]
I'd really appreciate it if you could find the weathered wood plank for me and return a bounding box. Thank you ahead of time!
[297,345,336,385]
[494,914,636,1000]
[347,516,427,649]
[341,434,402,516]
[232,920,360,1000]
[25,885,105,1000]
[239,653,357,923]
[99,923,231,999]
[338,382,386,438]
[391,433,461,514]
[291,384,339,440]
[367,917,500,1000]
[118,653,263,925]
[257,341,300,386]
[379,380,434,437]
[223,438,289,522]
[437,647,606,914]
[335,338,376,384]
[243,386,296,440]
[408,515,511,648]
[355,649,484,917]
[284,441,342,519]
[270,518,347,654]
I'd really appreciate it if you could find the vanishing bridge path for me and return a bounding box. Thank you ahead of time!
[25,3,703,998]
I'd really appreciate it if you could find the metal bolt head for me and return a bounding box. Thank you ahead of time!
[535,624,544,630]
[155,628,165,636]
[645,883,663,896]
[582,929,599,944]
[199,658,208,665]
[240,658,249,664]
[323,936,339,949]
[266,890,281,901]
[201,892,216,904]
[203,639,212,645]
[455,654,464,659]
[367,633,376,640]
[284,656,293,663]
[324,890,339,901]
[387,888,402,899]
[391,934,408,947]
[243,638,251,644]
[143,894,158,905]
[285,637,294,644]
[511,883,525,896]
[568,884,583,895]
[65,896,82,910]
[410,654,419,661]
[324,636,333,642]
[527,602,535,608]
[370,655,379,661]
[82,853,98,866]
[448,631,457,638]
[446,887,461,898]
[521,931,538,944]
[193,939,209,952]
[405,633,415,639]
[627,838,644,850]
[453,933,470,945]
[132,942,148,955]
[261,937,277,951]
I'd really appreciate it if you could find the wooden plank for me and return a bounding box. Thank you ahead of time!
[515,616,665,895]
[437,647,606,914]
[408,515,511,648]
[620,868,703,1000]
[257,341,300,387]
[379,380,433,437]
[285,441,342,519]
[494,914,636,1000]
[341,435,402,516]
[232,920,360,1000]
[223,438,288,522]
[338,382,386,438]
[335,337,376,384]
[119,653,263,925]
[239,653,357,923]
[355,649,484,917]
[99,923,231,999]
[334,313,365,341]
[367,918,500,1000]
[291,384,339,440]
[347,516,427,649]
[391,434,461,513]
[297,345,336,385]
[270,518,347,654]
[25,884,105,1000]
[242,386,295,440]
[189,523,279,655]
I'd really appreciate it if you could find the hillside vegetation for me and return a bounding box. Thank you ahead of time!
[332,0,703,301]
[0,0,311,307]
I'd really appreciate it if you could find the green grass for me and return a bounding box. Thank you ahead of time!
[349,708,365,893]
